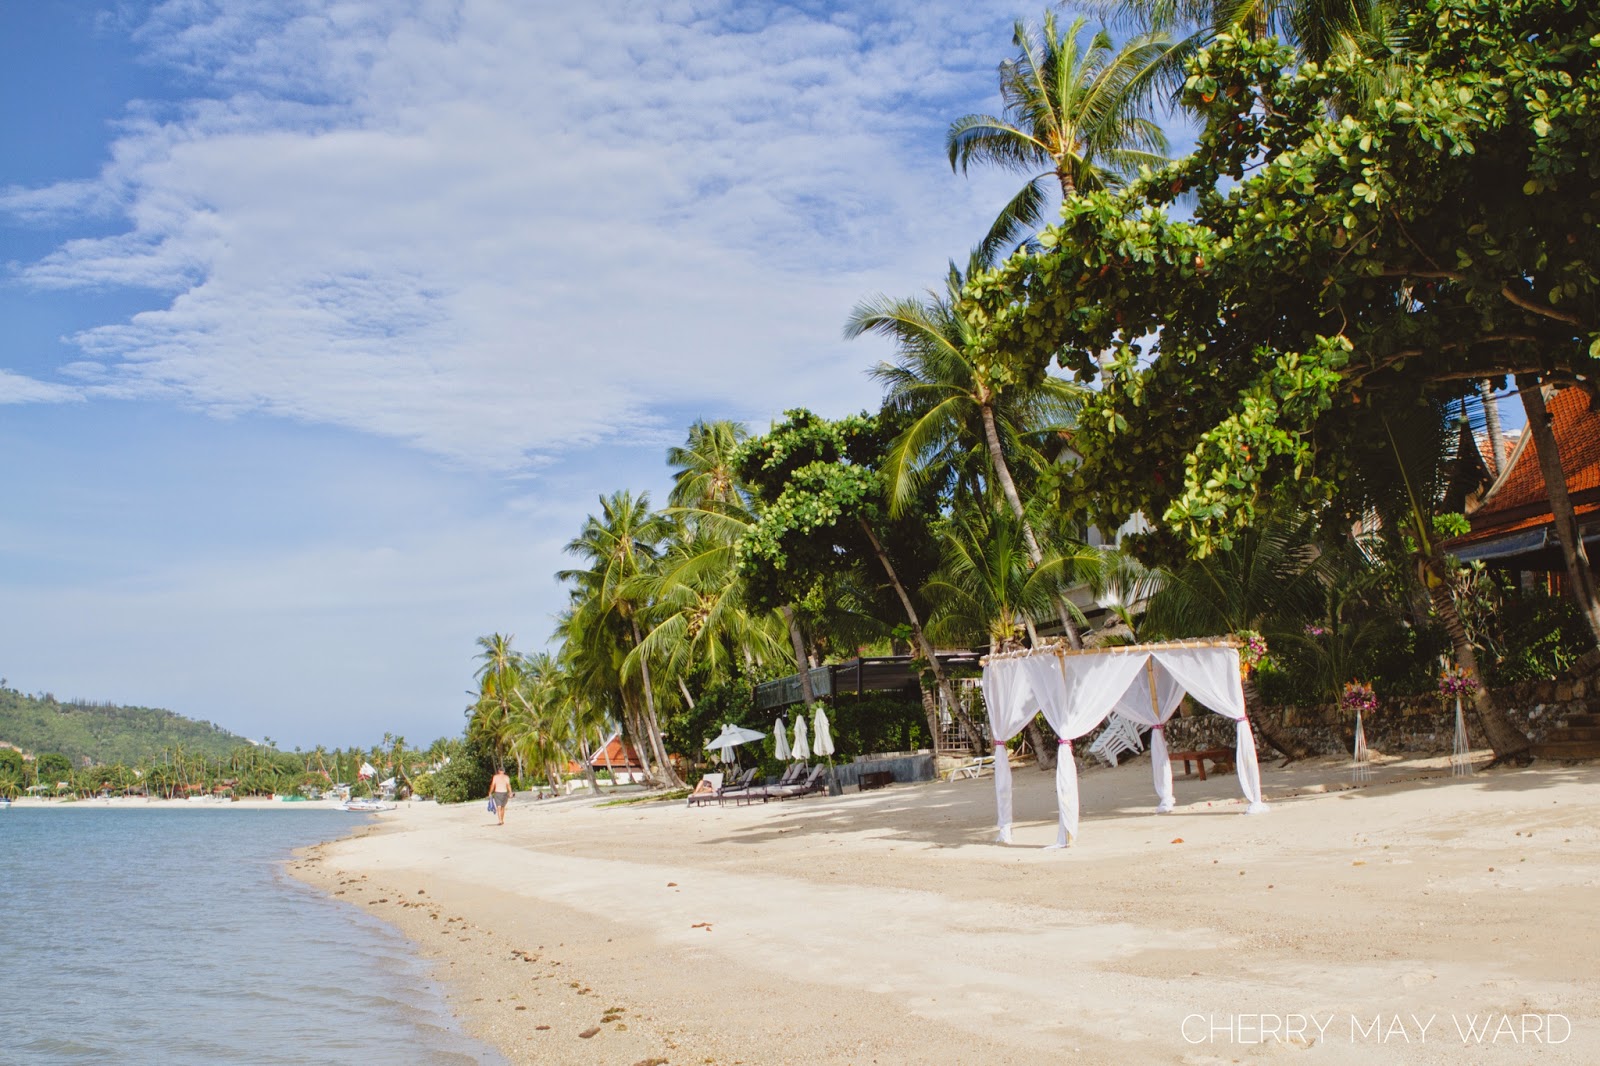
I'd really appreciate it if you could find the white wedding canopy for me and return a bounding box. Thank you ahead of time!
[980,639,1268,847]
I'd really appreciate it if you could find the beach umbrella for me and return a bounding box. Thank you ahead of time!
[812,707,835,757]
[791,715,810,761]
[705,724,766,767]
[773,717,791,761]
[813,707,841,796]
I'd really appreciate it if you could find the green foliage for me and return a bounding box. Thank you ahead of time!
[823,691,930,756]
[35,752,72,780]
[1457,572,1594,685]
[0,684,250,767]
[969,0,1600,556]
[0,747,22,776]
[430,734,495,804]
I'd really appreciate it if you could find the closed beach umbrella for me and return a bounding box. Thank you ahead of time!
[814,706,840,796]
[792,715,810,761]
[812,707,835,757]
[773,717,791,761]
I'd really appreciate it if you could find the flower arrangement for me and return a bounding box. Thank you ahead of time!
[1340,680,1377,715]
[1237,629,1268,669]
[1438,666,1480,699]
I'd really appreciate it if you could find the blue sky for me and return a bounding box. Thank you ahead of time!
[1,0,1043,748]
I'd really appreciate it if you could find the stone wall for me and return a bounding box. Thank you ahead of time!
[1094,650,1600,759]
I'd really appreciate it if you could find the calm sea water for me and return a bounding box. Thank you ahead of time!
[0,808,505,1066]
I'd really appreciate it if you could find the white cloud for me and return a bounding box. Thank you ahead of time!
[7,0,1023,469]
[0,370,83,404]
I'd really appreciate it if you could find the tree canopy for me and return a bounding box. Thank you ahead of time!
[967,0,1599,557]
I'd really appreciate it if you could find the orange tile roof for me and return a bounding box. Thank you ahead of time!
[1450,387,1600,547]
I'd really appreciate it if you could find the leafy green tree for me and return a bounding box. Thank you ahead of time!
[948,11,1170,265]
[970,3,1599,560]
[36,752,72,783]
[736,410,986,750]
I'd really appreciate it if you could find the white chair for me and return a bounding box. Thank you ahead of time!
[1088,714,1146,767]
[946,754,997,780]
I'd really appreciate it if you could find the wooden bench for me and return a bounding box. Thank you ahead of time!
[858,770,894,791]
[1168,747,1235,781]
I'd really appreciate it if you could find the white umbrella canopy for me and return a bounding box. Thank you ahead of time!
[773,717,791,761]
[705,724,766,760]
[812,707,835,757]
[791,715,810,761]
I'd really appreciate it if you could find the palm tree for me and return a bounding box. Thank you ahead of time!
[849,262,1089,645]
[1105,0,1401,67]
[471,633,525,771]
[947,12,1170,265]
[667,420,751,516]
[1351,412,1532,764]
[559,492,685,788]
[1140,507,1322,760]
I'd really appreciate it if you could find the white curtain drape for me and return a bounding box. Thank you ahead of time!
[1150,647,1267,813]
[979,643,1268,846]
[980,657,1035,843]
[1021,652,1147,846]
[1112,661,1187,812]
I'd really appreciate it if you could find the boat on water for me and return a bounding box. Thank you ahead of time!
[337,799,395,813]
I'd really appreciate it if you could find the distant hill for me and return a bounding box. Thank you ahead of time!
[0,684,251,766]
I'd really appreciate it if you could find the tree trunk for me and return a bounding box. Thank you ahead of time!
[630,619,685,788]
[779,605,817,711]
[1240,672,1311,763]
[1480,379,1506,479]
[916,677,942,758]
[621,700,656,784]
[677,677,697,710]
[577,734,602,794]
[1424,556,1532,764]
[1024,720,1056,770]
[1517,376,1600,645]
[979,402,1083,648]
[858,518,986,752]
[597,727,618,788]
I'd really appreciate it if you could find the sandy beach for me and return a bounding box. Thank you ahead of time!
[287,755,1600,1065]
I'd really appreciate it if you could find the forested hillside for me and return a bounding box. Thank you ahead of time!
[0,683,249,765]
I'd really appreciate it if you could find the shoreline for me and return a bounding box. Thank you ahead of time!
[7,796,409,811]
[289,755,1600,1064]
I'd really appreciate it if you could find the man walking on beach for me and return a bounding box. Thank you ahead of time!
[488,768,512,826]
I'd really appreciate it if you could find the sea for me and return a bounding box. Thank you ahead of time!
[0,807,506,1066]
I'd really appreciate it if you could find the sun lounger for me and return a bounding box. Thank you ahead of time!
[687,768,758,807]
[766,765,827,800]
[687,772,725,807]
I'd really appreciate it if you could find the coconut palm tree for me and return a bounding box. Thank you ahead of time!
[471,633,525,771]
[1139,506,1323,760]
[1346,411,1532,764]
[947,11,1170,265]
[849,262,1090,645]
[559,492,685,788]
[667,420,751,516]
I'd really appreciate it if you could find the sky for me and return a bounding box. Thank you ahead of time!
[0,0,1045,748]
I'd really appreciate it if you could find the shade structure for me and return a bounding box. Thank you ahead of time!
[773,717,791,761]
[981,638,1267,847]
[705,723,766,761]
[791,715,810,760]
[812,707,835,757]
